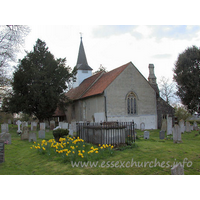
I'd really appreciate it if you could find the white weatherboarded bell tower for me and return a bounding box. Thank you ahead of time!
[73,36,93,88]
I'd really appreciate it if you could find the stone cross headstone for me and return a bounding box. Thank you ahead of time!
[159,131,165,139]
[161,119,167,132]
[167,117,173,135]
[40,123,45,130]
[171,163,184,175]
[31,122,37,131]
[193,121,198,131]
[1,123,8,133]
[21,126,29,140]
[29,132,37,142]
[173,124,182,143]
[50,120,55,130]
[185,121,191,132]
[179,119,185,134]
[0,140,5,163]
[38,130,45,139]
[16,120,22,133]
[140,122,145,131]
[144,131,149,139]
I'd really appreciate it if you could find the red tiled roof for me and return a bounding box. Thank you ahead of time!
[66,62,131,100]
[53,107,66,116]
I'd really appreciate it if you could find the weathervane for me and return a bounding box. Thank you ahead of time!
[80,32,83,40]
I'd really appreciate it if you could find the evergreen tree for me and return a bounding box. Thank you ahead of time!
[4,39,74,121]
[174,46,200,113]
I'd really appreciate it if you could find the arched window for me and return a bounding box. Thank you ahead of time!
[127,92,137,115]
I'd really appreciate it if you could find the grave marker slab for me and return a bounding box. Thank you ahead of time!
[144,131,149,139]
[1,123,8,133]
[21,127,29,140]
[140,122,145,131]
[22,122,28,131]
[50,120,55,130]
[193,121,198,131]
[31,122,37,131]
[0,140,5,163]
[159,131,165,139]
[38,130,45,139]
[171,163,184,175]
[185,121,191,132]
[29,132,37,142]
[161,119,167,132]
[0,133,11,144]
[167,117,173,135]
[179,119,185,134]
[173,124,182,143]
[40,123,45,130]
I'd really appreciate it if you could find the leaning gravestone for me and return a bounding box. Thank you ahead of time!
[173,124,182,143]
[159,131,165,139]
[38,130,45,139]
[50,120,55,130]
[21,126,29,140]
[179,119,185,134]
[140,122,145,131]
[1,123,9,133]
[171,163,184,175]
[29,132,37,142]
[144,131,149,139]
[0,140,5,163]
[185,121,191,132]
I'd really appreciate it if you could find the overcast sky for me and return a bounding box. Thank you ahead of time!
[17,25,200,86]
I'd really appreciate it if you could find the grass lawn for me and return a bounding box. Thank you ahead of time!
[0,124,200,175]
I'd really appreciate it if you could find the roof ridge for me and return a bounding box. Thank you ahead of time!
[78,71,105,99]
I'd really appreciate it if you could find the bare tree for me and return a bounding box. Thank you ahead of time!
[159,76,177,104]
[0,25,30,86]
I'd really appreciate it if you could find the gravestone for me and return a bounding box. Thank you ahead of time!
[29,132,37,142]
[31,122,37,131]
[161,119,167,131]
[21,126,29,140]
[38,130,45,139]
[8,119,11,124]
[22,122,28,130]
[193,121,198,131]
[16,120,22,133]
[0,140,5,163]
[179,119,185,134]
[159,131,165,139]
[185,121,191,132]
[0,133,11,144]
[71,121,77,133]
[140,122,145,131]
[1,123,8,133]
[40,123,45,130]
[134,123,137,129]
[45,121,50,129]
[144,131,149,139]
[167,117,173,135]
[173,124,182,143]
[50,120,55,130]
[190,125,193,131]
[171,163,184,175]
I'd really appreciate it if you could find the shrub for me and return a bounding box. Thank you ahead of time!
[53,129,69,142]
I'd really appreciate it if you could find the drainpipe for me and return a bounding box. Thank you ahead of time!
[104,90,108,122]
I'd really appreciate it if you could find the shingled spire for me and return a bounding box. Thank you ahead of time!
[75,36,93,70]
[73,36,93,88]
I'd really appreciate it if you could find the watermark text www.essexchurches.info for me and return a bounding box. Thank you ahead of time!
[71,158,192,168]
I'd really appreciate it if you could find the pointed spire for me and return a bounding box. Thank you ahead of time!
[76,36,93,70]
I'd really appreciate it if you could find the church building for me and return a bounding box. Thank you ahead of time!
[62,37,174,129]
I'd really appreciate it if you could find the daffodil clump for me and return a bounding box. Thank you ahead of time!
[30,136,114,162]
